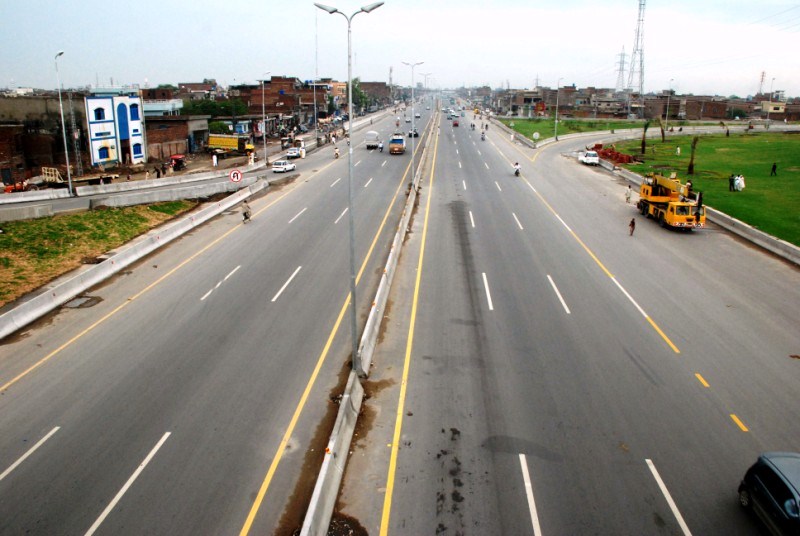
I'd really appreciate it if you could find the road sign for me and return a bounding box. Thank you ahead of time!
[229,169,243,182]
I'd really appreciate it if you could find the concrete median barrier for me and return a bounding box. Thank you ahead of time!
[0,188,72,205]
[0,179,267,341]
[0,203,54,222]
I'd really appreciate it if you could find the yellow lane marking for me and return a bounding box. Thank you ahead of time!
[694,373,710,387]
[380,120,440,536]
[730,414,749,432]
[239,130,426,534]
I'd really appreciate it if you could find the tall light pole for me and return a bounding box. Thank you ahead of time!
[665,78,674,132]
[403,60,423,192]
[261,71,271,164]
[767,77,776,125]
[554,77,563,141]
[315,1,384,377]
[421,72,432,104]
[54,51,73,196]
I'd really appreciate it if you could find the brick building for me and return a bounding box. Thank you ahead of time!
[360,82,391,106]
[0,124,26,185]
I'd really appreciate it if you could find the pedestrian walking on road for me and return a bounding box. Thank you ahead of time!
[242,200,252,223]
[629,218,636,236]
[625,185,632,204]
[771,162,777,176]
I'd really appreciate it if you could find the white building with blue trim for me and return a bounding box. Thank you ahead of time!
[84,87,146,167]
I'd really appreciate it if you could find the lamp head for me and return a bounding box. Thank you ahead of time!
[361,1,384,13]
[314,3,338,14]
[55,51,64,59]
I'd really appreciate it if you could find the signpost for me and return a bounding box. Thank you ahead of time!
[229,169,243,183]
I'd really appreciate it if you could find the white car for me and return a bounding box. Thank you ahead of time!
[272,160,296,173]
[405,117,412,123]
[415,112,421,118]
[579,151,600,166]
[285,147,301,159]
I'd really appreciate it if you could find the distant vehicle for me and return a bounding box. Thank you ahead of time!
[579,151,600,165]
[408,128,419,138]
[365,130,381,149]
[453,119,459,127]
[415,112,421,118]
[285,147,301,159]
[272,160,296,173]
[739,452,800,536]
[389,132,406,154]
[405,117,412,123]
[426,106,430,110]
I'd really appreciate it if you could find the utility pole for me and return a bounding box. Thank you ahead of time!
[627,0,646,118]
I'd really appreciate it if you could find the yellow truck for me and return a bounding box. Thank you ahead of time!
[388,132,406,155]
[207,134,255,158]
[637,172,706,230]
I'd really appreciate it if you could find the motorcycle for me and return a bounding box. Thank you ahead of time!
[481,132,486,141]
[334,149,340,159]
[514,168,520,177]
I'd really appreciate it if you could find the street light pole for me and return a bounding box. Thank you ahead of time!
[261,71,270,164]
[403,60,424,192]
[54,51,73,196]
[665,78,674,133]
[554,77,563,141]
[315,1,384,377]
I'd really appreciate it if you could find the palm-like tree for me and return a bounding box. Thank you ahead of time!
[687,136,700,175]
[641,121,651,154]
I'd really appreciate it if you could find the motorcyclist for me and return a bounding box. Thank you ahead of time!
[513,162,521,176]
[378,141,384,152]
[334,147,340,159]
[481,132,486,141]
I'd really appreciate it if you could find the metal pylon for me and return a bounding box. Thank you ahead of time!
[627,0,646,117]
[67,91,83,177]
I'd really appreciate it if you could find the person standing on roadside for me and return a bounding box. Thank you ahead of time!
[629,218,636,236]
[625,185,632,204]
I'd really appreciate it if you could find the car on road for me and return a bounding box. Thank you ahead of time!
[739,452,800,535]
[453,119,459,127]
[405,117,412,123]
[415,112,421,118]
[579,151,600,166]
[408,128,419,138]
[272,160,296,173]
[285,147,301,159]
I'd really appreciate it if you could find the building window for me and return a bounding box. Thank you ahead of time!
[98,147,109,159]
[94,108,105,121]
[132,143,142,156]
[130,103,140,120]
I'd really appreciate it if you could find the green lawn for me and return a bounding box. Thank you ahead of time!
[615,133,800,246]
[499,118,692,142]
[0,200,197,306]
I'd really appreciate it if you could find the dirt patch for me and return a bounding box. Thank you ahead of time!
[326,511,369,536]
[376,298,394,344]
[275,356,353,536]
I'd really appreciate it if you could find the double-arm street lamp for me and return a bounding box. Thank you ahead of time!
[315,1,384,377]
[54,51,74,196]
[403,60,424,189]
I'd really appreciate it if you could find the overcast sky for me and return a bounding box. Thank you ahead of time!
[2,0,798,98]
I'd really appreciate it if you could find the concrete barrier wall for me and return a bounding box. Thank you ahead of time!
[0,188,72,205]
[90,176,258,208]
[0,180,267,341]
[300,371,364,536]
[0,203,54,222]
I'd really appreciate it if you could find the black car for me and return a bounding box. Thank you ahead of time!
[739,452,800,535]
[408,128,419,138]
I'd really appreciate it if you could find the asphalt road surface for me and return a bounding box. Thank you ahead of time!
[0,104,433,535]
[338,106,800,535]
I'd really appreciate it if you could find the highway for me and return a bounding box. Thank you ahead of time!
[0,105,433,534]
[339,107,800,535]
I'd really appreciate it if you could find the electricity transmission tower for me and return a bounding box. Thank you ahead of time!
[627,0,646,118]
[615,47,627,93]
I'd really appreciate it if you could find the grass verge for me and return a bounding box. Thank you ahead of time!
[0,200,198,307]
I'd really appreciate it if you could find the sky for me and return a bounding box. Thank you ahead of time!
[1,0,798,98]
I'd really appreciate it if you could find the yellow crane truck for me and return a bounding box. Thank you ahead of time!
[637,172,706,230]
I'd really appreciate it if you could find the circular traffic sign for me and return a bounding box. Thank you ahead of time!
[533,132,540,140]
[229,169,243,182]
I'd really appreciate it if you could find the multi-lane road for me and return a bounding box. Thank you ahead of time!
[2,101,798,535]
[0,107,433,534]
[339,106,800,535]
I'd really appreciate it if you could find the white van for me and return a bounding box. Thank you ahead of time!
[365,130,381,149]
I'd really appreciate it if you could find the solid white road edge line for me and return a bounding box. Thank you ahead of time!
[271,266,302,302]
[482,272,494,311]
[469,211,475,228]
[335,207,348,225]
[512,212,524,230]
[288,207,307,224]
[200,289,213,301]
[519,454,543,536]
[84,432,171,536]
[547,275,571,314]
[0,426,60,482]
[646,459,693,536]
[612,277,648,318]
[330,178,341,187]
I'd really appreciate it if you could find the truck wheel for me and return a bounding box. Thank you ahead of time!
[658,213,665,227]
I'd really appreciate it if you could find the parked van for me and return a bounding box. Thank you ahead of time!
[365,130,381,149]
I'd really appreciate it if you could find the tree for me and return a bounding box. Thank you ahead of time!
[687,136,700,175]
[640,121,651,155]
[157,84,177,90]
[209,121,229,134]
[658,118,666,143]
